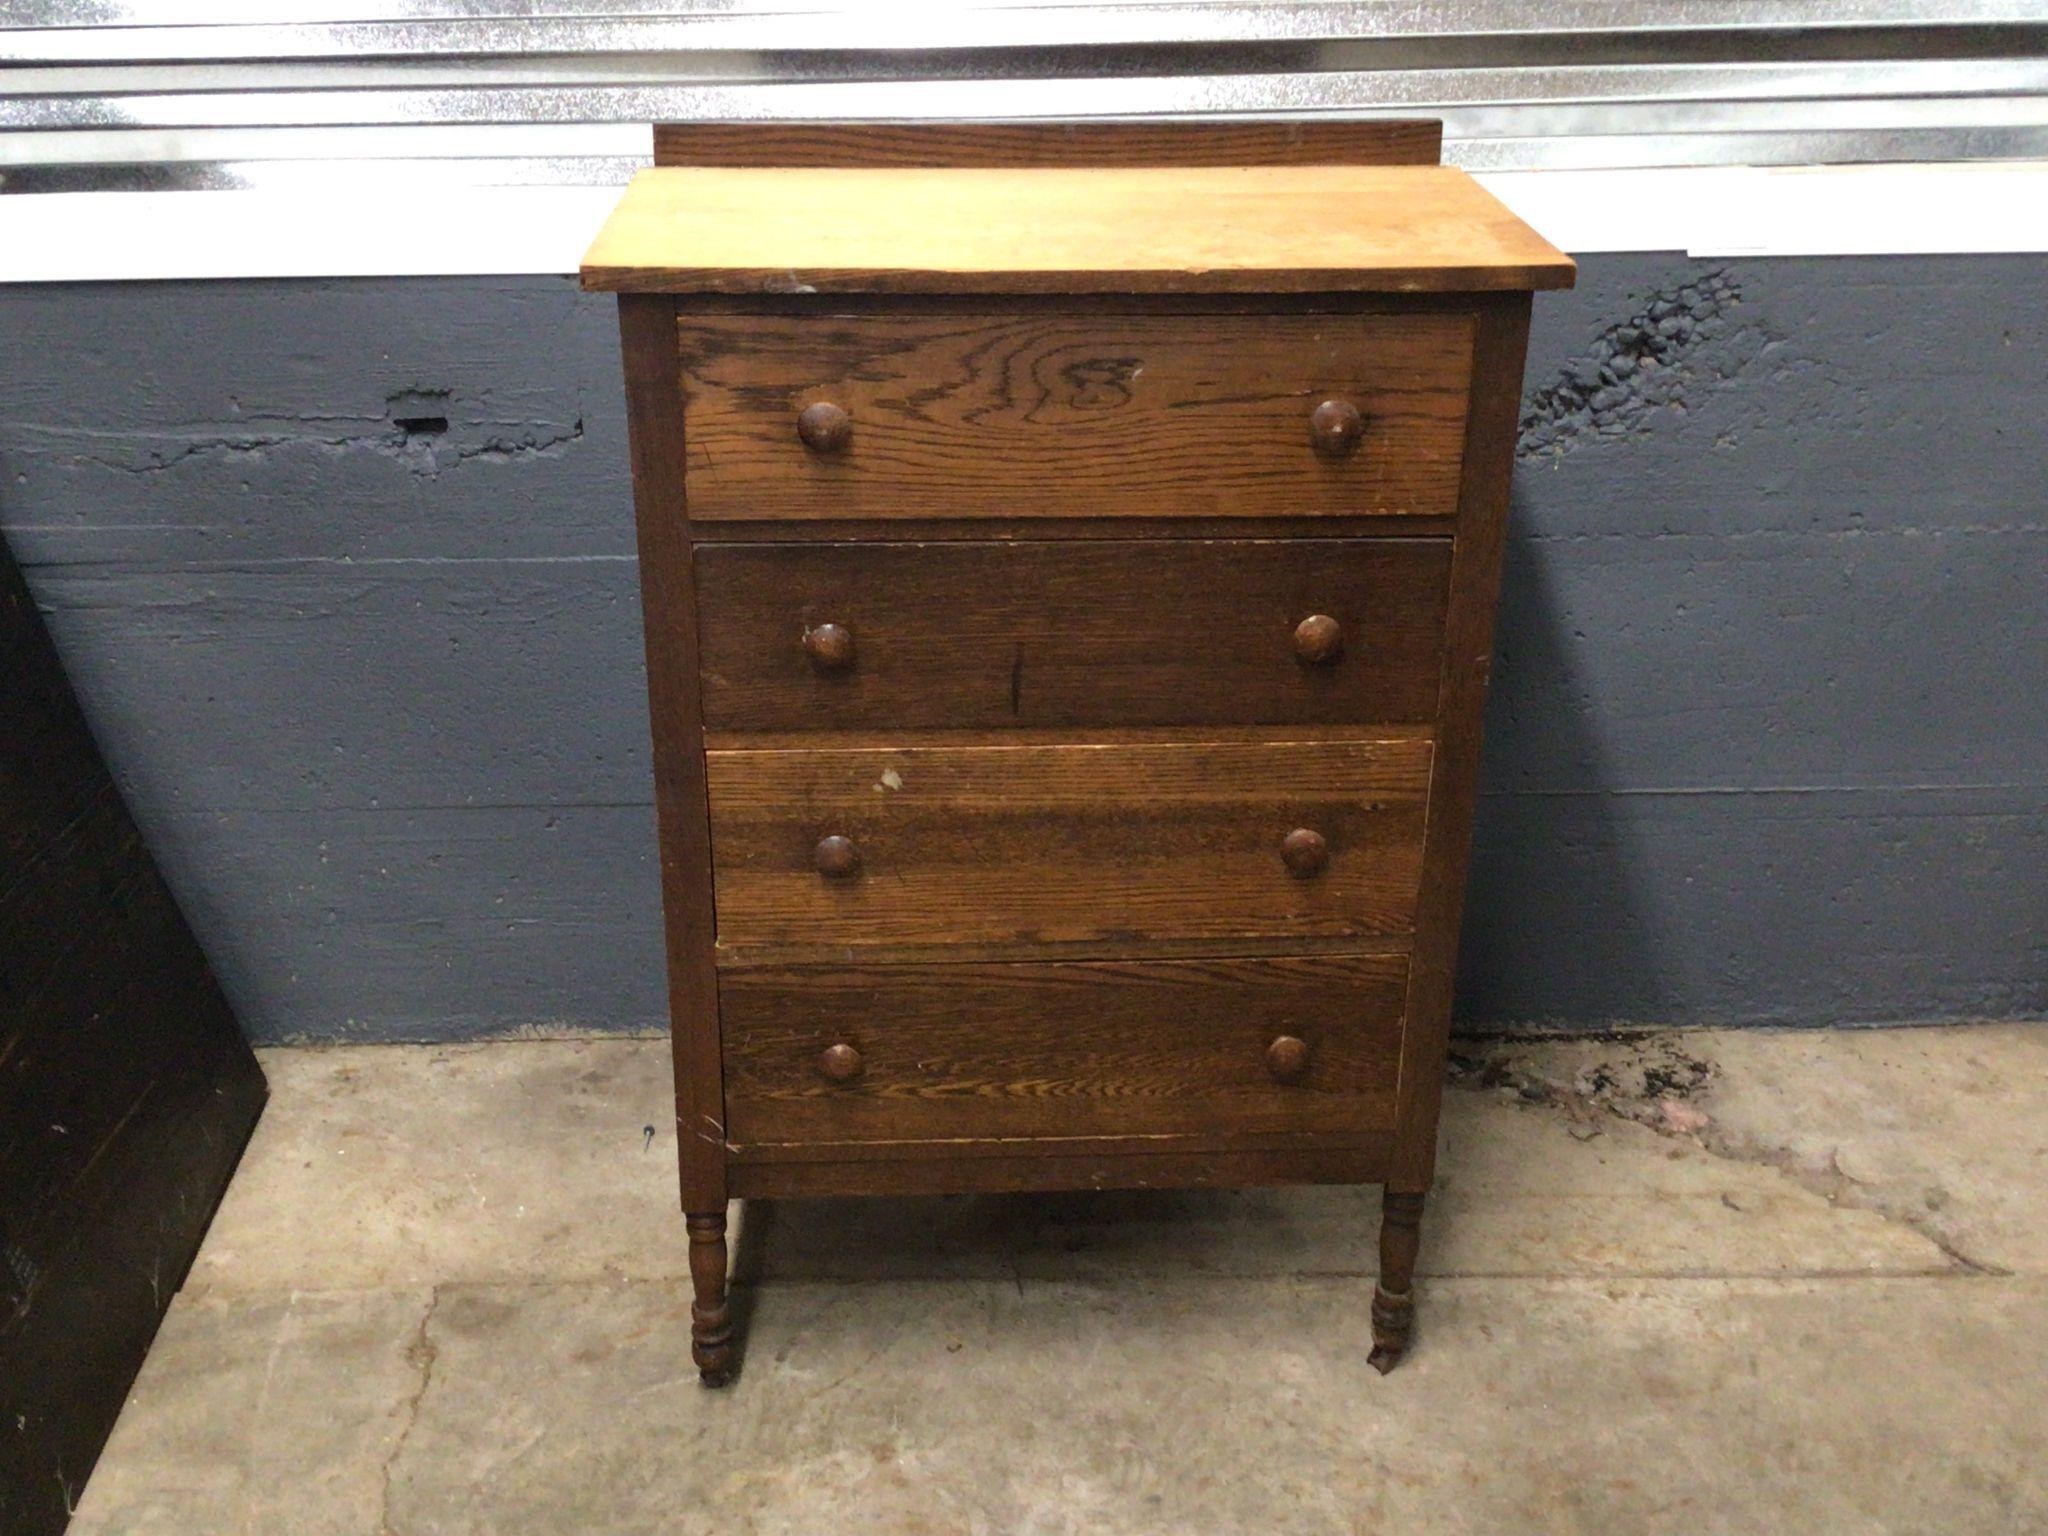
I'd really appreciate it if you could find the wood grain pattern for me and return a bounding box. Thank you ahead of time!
[579,166,1576,294]
[693,538,1453,730]
[617,294,728,1213]
[653,119,1444,171]
[705,735,1433,955]
[721,953,1406,1146]
[728,1141,1390,1199]
[676,309,1475,521]
[665,513,1459,544]
[595,141,1563,1372]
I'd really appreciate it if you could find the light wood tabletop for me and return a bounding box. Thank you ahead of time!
[580,164,1575,295]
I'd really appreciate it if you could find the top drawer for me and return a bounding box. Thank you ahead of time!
[675,310,1475,522]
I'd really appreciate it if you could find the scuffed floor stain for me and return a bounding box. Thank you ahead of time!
[1449,1032,1717,1141]
[1448,1031,2010,1275]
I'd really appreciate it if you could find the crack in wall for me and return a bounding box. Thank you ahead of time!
[5,387,584,480]
[1518,269,1777,461]
[1447,1035,2011,1275]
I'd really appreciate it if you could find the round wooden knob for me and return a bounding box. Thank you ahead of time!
[803,622,855,671]
[818,1043,863,1082]
[813,834,860,878]
[796,401,852,454]
[1281,827,1329,876]
[1293,614,1343,664]
[1308,398,1365,458]
[1266,1035,1311,1083]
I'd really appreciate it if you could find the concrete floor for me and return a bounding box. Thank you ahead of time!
[72,1025,2047,1535]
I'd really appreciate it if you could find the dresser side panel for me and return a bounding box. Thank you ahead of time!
[1391,291,1535,1192]
[620,293,728,1210]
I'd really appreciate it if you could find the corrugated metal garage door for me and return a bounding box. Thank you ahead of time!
[2,2,2045,195]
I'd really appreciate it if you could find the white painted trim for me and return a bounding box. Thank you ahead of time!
[2,164,2046,283]
[1489,163,2048,258]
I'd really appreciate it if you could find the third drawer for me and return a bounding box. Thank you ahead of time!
[706,733,1434,955]
[694,538,1454,731]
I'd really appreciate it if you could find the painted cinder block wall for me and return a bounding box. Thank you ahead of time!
[1,253,2042,1043]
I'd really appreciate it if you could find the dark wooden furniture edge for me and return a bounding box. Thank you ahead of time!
[729,1142,1391,1200]
[1370,289,1535,1368]
[654,119,1444,170]
[1,543,267,1536]
[618,295,734,1383]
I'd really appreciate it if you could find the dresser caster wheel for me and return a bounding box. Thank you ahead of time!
[1368,1286,1414,1375]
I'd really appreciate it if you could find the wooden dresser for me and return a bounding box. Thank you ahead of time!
[582,121,1572,1384]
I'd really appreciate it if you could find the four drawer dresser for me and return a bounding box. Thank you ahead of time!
[581,120,1573,1384]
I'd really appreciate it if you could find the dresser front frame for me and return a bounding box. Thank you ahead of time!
[618,287,1532,1212]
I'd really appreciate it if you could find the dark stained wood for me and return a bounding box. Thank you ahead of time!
[1281,827,1331,877]
[1369,1189,1427,1373]
[710,723,1433,752]
[732,1124,1389,1166]
[730,1142,1391,1200]
[692,539,1453,732]
[597,134,1564,1379]
[680,513,1463,543]
[654,119,1445,171]
[713,931,1407,970]
[1292,613,1345,664]
[0,540,265,1536]
[811,833,859,878]
[1265,1034,1313,1084]
[705,735,1434,955]
[1389,293,1536,1195]
[794,399,852,454]
[1309,397,1367,458]
[721,953,1406,1146]
[800,621,854,671]
[817,1042,863,1083]
[618,295,728,1217]
[685,1210,733,1386]
[674,309,1475,522]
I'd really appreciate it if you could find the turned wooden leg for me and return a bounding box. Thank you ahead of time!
[686,1208,734,1387]
[1369,1188,1426,1375]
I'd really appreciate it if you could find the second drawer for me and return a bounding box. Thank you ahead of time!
[695,538,1453,732]
[706,734,1434,955]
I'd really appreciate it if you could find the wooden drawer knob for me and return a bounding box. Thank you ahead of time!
[818,1043,863,1082]
[1281,827,1329,876]
[796,401,852,454]
[1266,1035,1311,1083]
[1309,398,1365,458]
[813,834,860,878]
[1293,613,1343,664]
[803,621,855,671]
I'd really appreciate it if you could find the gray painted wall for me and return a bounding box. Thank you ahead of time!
[1,255,2041,1043]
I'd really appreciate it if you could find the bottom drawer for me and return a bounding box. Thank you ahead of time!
[720,953,1407,1148]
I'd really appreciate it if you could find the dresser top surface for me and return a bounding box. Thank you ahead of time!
[579,165,1574,296]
